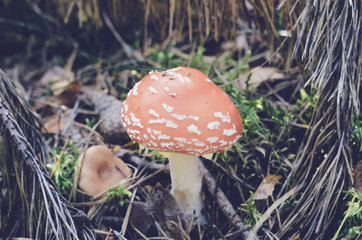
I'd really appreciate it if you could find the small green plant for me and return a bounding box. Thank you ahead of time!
[296,88,319,124]
[130,69,143,79]
[283,198,299,207]
[46,141,79,199]
[333,188,362,240]
[106,185,132,207]
[224,50,251,82]
[351,113,362,155]
[138,146,166,163]
[297,88,318,108]
[190,46,212,75]
[147,45,182,68]
[85,117,96,128]
[239,192,262,227]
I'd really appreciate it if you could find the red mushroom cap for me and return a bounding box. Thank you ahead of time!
[121,67,242,155]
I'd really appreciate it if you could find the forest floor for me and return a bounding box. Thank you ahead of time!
[1,8,361,239]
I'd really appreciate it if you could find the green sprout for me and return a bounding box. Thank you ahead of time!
[106,185,132,207]
[297,88,318,109]
[333,188,362,240]
[239,192,262,227]
[351,113,362,154]
[190,46,212,75]
[147,45,182,68]
[85,117,96,128]
[46,141,79,199]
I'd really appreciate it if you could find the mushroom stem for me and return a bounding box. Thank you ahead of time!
[163,152,203,219]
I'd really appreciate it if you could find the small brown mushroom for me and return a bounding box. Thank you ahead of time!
[78,145,132,197]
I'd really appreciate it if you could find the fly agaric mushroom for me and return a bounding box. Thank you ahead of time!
[78,145,132,198]
[121,67,242,218]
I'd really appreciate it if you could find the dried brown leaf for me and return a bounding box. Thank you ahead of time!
[42,115,67,134]
[253,175,282,200]
[38,66,80,107]
[40,66,74,89]
[237,67,285,90]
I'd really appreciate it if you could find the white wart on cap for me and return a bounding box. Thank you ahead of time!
[121,67,243,155]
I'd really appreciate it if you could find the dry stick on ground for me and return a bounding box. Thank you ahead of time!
[121,187,138,236]
[199,160,251,240]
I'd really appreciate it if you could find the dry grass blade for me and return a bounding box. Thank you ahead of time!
[186,0,192,42]
[168,0,175,38]
[0,70,94,239]
[143,0,152,49]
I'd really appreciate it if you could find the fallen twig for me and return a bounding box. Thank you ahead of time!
[199,160,250,240]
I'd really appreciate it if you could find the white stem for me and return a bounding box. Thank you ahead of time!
[166,152,203,218]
